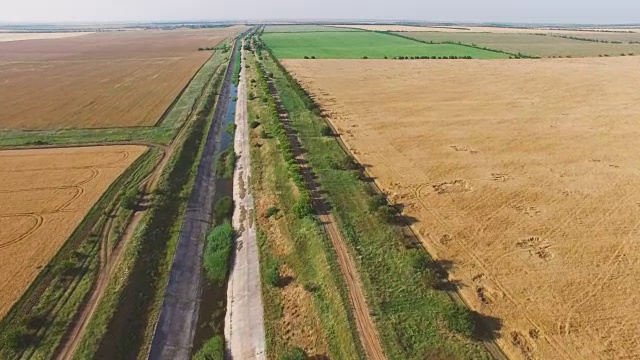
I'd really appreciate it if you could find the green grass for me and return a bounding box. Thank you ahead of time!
[399,31,640,58]
[192,335,224,360]
[203,222,234,285]
[264,24,361,33]
[246,46,363,359]
[261,42,492,359]
[261,31,508,59]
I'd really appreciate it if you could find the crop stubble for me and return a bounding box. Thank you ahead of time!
[0,145,147,319]
[283,57,640,360]
[0,26,244,130]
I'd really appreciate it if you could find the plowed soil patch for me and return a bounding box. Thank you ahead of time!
[283,57,640,360]
[0,26,244,130]
[0,145,146,319]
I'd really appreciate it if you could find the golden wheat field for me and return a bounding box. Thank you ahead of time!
[0,145,146,319]
[0,26,244,130]
[284,57,640,360]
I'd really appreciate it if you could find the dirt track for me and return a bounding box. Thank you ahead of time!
[284,57,640,360]
[263,63,386,360]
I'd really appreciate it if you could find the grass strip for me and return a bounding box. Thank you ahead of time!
[203,222,235,285]
[259,37,492,360]
[248,41,363,359]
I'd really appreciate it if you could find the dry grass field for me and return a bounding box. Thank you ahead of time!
[0,145,146,319]
[0,32,93,42]
[284,57,640,360]
[0,26,244,130]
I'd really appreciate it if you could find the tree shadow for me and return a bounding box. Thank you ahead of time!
[472,312,503,341]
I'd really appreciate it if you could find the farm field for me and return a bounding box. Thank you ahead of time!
[328,24,469,32]
[0,26,244,130]
[0,145,147,320]
[264,24,359,32]
[0,32,93,42]
[283,56,640,360]
[261,31,508,59]
[401,31,640,57]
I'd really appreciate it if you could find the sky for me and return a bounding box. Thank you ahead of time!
[2,0,639,24]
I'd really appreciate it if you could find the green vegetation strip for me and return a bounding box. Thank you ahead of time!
[261,31,508,59]
[203,222,234,285]
[260,39,492,359]
[248,43,363,359]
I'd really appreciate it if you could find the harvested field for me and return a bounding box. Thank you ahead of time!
[262,31,507,59]
[284,57,640,360]
[0,26,244,130]
[401,31,640,57]
[0,32,93,42]
[0,145,146,319]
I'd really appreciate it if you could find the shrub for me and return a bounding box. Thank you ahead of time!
[121,187,139,210]
[214,196,234,222]
[265,261,280,286]
[266,206,279,218]
[304,56,309,59]
[340,155,360,171]
[368,193,387,211]
[203,222,234,284]
[280,347,308,360]
[260,129,270,139]
[377,205,396,223]
[362,56,368,59]
[248,92,256,100]
[444,304,476,337]
[192,335,224,360]
[310,55,316,59]
[320,125,333,136]
[250,120,261,129]
[292,193,313,218]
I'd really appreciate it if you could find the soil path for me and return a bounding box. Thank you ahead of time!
[261,61,386,360]
[224,44,267,359]
[147,38,241,360]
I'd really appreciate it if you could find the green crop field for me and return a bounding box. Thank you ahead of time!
[401,31,640,58]
[263,24,360,33]
[261,31,508,59]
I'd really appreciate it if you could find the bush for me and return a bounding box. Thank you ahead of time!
[266,206,279,218]
[192,335,224,360]
[203,222,234,284]
[250,120,261,129]
[292,193,313,219]
[340,155,360,170]
[214,196,234,222]
[310,55,316,59]
[377,205,396,223]
[265,261,280,286]
[260,129,270,138]
[368,193,387,211]
[320,125,333,136]
[121,187,139,210]
[280,347,308,360]
[444,304,476,337]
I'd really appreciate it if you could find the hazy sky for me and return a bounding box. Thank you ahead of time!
[2,0,639,24]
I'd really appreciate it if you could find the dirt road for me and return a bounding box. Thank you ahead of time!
[223,44,267,359]
[262,62,386,360]
[147,38,241,360]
